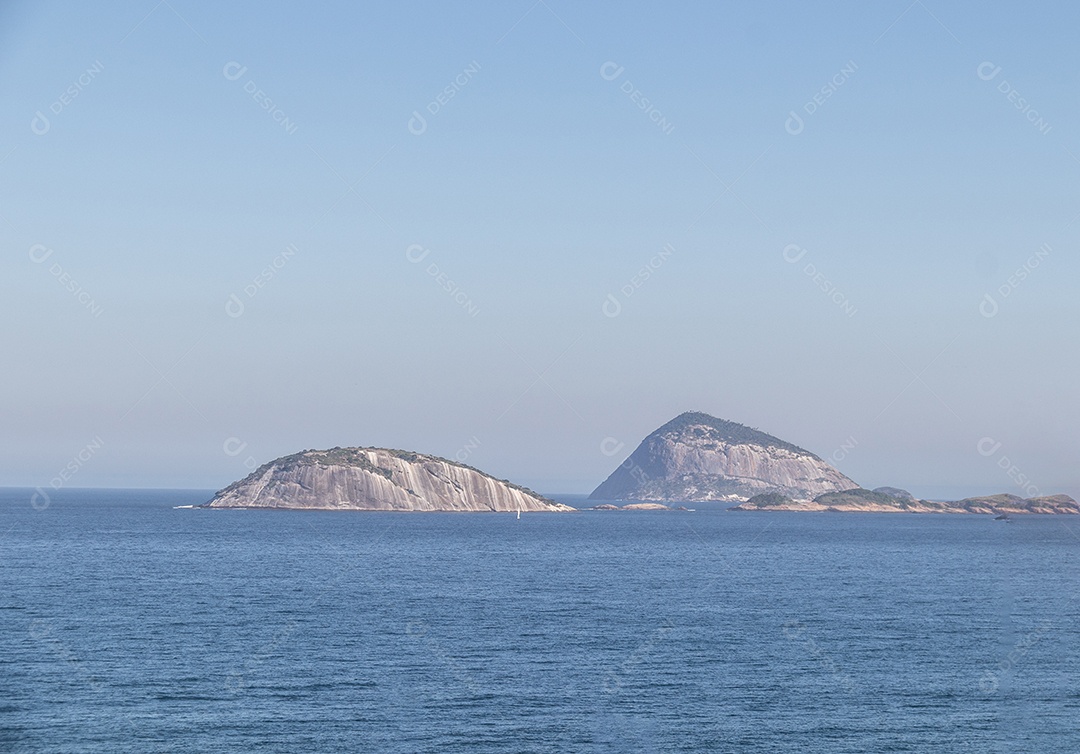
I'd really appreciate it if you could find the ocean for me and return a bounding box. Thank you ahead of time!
[2,487,1078,752]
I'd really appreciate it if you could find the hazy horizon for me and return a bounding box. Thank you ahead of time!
[3,1,1077,499]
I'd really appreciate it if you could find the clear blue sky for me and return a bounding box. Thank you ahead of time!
[2,1,1077,498]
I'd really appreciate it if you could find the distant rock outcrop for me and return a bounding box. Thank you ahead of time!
[873,486,915,501]
[741,492,796,509]
[947,494,1080,515]
[587,502,676,511]
[731,488,1080,514]
[203,447,574,512]
[589,411,858,502]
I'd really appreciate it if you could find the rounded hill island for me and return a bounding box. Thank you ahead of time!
[590,411,858,503]
[202,447,574,512]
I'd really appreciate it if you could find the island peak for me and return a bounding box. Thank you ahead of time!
[589,411,858,503]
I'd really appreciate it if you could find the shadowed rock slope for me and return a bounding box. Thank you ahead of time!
[204,447,574,512]
[589,411,858,503]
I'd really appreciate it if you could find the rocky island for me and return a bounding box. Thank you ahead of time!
[589,411,857,503]
[203,447,574,512]
[731,488,1080,514]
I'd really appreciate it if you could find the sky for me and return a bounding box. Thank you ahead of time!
[1,1,1077,498]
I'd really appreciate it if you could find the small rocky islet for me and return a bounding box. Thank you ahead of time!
[731,488,1080,514]
[203,412,1077,515]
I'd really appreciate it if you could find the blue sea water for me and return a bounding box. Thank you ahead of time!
[2,487,1079,753]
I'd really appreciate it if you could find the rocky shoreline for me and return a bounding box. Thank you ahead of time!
[730,488,1080,515]
[588,503,693,512]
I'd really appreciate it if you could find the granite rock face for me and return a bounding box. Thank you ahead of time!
[589,412,858,503]
[204,447,574,512]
